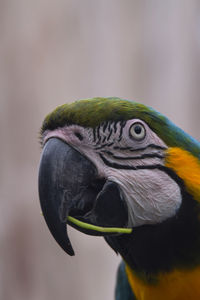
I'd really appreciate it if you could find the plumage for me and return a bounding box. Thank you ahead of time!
[39,97,200,300]
[41,97,200,157]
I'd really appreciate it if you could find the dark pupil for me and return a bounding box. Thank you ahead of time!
[134,125,142,134]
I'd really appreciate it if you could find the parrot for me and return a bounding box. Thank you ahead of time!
[38,97,200,300]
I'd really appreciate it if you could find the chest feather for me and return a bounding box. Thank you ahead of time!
[126,264,200,300]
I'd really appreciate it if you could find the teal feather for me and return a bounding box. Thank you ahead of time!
[115,261,136,300]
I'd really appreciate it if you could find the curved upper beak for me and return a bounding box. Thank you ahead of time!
[38,138,129,255]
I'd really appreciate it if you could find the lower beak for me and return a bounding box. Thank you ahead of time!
[38,138,129,255]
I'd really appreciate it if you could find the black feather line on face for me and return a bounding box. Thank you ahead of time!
[95,142,114,150]
[113,122,118,133]
[102,136,107,143]
[96,124,101,144]
[93,128,96,142]
[104,152,164,161]
[103,121,108,133]
[113,144,167,151]
[99,153,164,170]
[118,120,127,142]
[106,129,113,142]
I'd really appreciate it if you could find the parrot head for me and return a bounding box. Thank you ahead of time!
[38,97,200,273]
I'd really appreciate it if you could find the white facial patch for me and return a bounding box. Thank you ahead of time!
[107,168,182,227]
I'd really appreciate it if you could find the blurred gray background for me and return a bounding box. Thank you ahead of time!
[1,1,200,300]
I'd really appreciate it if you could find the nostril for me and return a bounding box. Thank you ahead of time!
[74,132,83,141]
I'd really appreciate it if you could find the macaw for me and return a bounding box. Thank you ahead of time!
[38,97,200,300]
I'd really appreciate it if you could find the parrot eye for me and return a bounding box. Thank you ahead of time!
[129,122,146,140]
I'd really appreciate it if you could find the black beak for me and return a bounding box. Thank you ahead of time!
[38,138,129,255]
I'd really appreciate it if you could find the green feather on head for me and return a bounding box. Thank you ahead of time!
[41,97,200,158]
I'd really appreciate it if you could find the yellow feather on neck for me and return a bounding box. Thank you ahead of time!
[165,147,200,202]
[126,264,200,300]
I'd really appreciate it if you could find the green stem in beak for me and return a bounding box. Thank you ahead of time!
[67,216,132,234]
